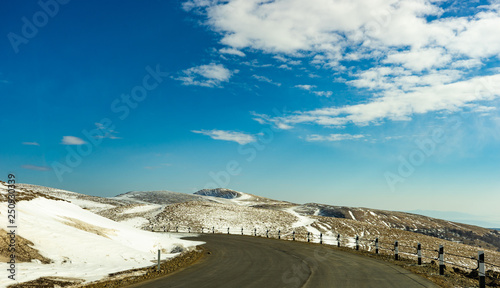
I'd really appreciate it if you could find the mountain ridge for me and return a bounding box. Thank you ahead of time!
[10,182,500,259]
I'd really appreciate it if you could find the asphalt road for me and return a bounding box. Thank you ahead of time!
[129,234,439,288]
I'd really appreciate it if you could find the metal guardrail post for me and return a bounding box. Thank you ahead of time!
[417,243,422,265]
[394,241,399,260]
[356,235,359,251]
[157,249,161,272]
[439,245,444,275]
[375,238,379,254]
[479,251,485,288]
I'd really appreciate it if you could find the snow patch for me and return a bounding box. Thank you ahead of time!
[119,217,150,229]
[0,197,203,287]
[121,204,161,215]
[349,210,356,221]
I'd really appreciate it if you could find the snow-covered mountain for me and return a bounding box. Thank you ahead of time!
[0,182,203,287]
[3,181,500,287]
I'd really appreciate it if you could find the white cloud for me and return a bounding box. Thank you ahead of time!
[192,129,256,144]
[22,142,40,146]
[472,105,497,116]
[175,63,233,87]
[348,67,464,92]
[94,123,121,139]
[185,0,500,74]
[21,164,51,171]
[274,55,301,65]
[295,84,316,91]
[252,74,281,86]
[241,59,273,68]
[186,0,500,128]
[383,47,452,72]
[295,85,331,97]
[306,134,365,142]
[219,47,246,57]
[446,10,500,59]
[187,0,500,66]
[61,136,86,145]
[312,91,333,97]
[264,74,500,128]
[251,112,293,130]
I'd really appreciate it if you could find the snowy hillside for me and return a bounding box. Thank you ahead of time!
[115,190,212,205]
[0,182,203,287]
[4,181,500,282]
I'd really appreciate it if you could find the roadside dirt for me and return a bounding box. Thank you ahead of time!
[77,246,206,288]
[7,246,205,288]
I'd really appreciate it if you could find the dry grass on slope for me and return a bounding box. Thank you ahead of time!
[0,228,51,264]
[154,201,298,232]
[310,215,500,272]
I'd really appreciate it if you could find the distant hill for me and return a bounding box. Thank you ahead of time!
[114,190,213,205]
[194,188,242,199]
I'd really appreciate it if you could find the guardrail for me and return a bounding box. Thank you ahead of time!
[152,225,499,288]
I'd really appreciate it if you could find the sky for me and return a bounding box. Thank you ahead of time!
[1,0,500,226]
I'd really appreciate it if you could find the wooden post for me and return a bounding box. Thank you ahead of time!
[188,227,191,233]
[266,229,269,238]
[337,234,340,247]
[478,251,485,288]
[307,232,310,242]
[320,233,322,244]
[254,228,257,236]
[278,230,281,239]
[201,227,204,234]
[417,243,422,265]
[375,238,379,254]
[175,226,178,233]
[394,241,399,260]
[356,235,359,251]
[241,227,243,235]
[293,231,295,241]
[227,227,230,234]
[212,226,214,234]
[439,245,444,275]
[157,249,161,272]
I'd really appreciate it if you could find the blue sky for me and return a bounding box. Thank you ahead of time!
[1,0,500,225]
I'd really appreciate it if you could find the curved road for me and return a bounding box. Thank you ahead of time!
[129,234,438,288]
